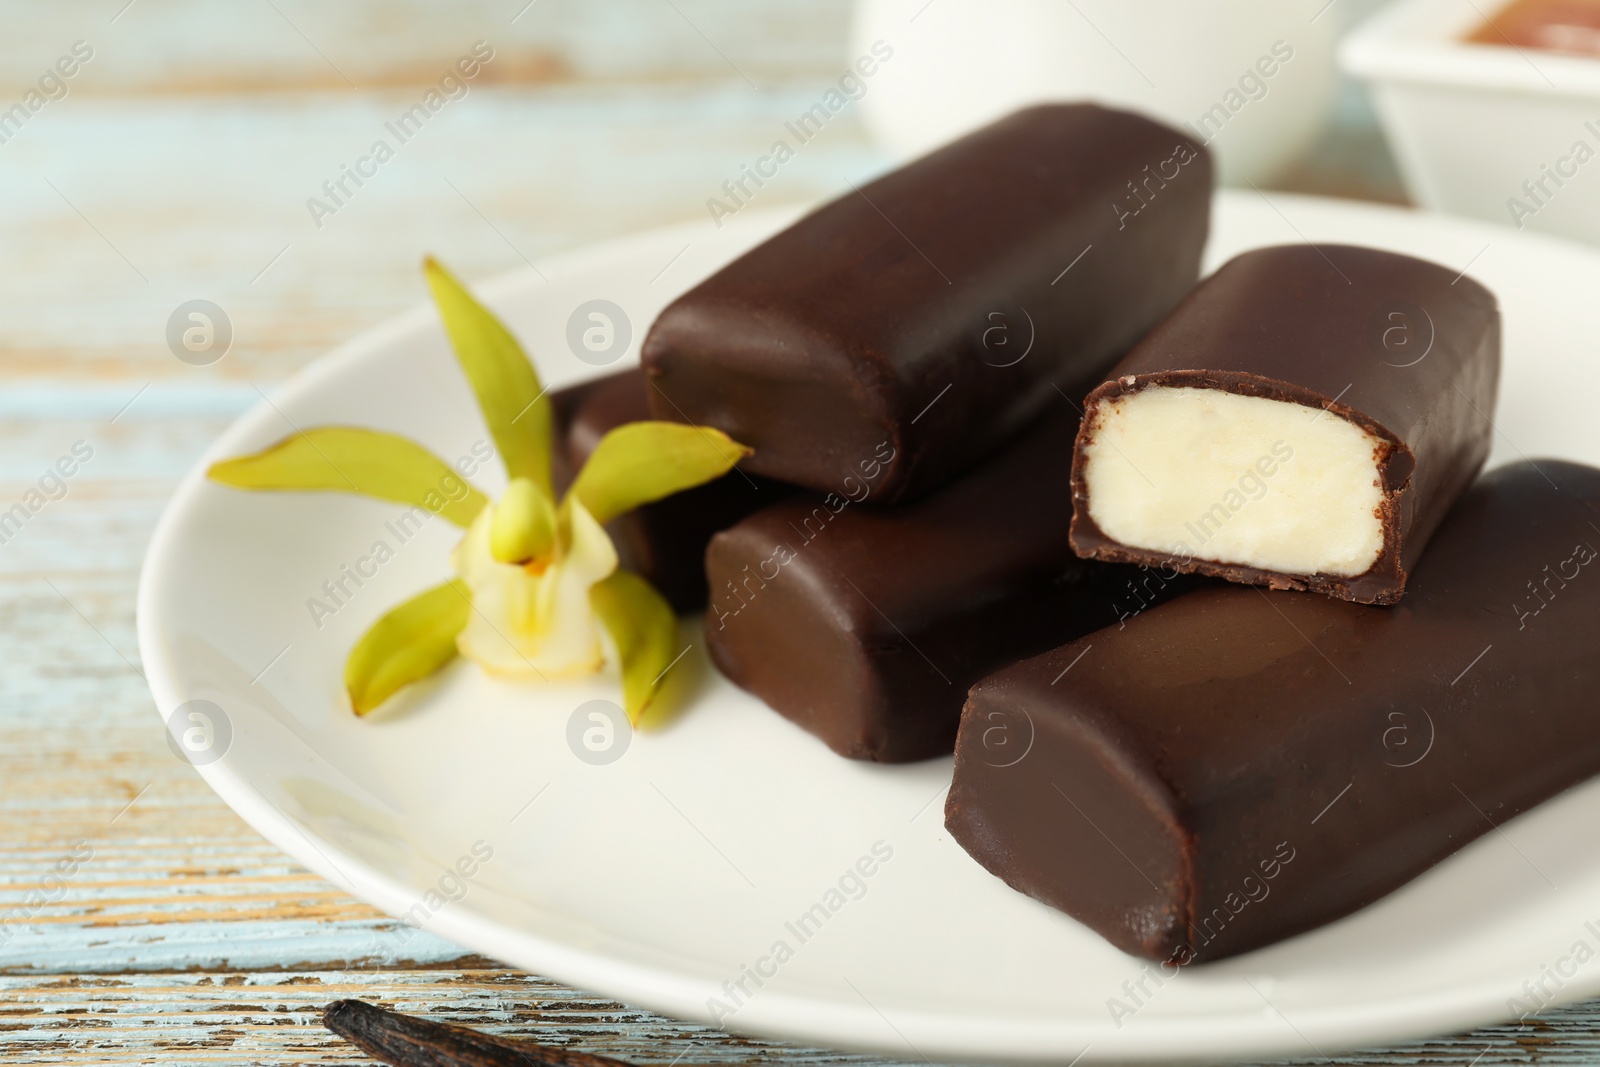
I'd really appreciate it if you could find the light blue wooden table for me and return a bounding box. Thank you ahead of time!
[3,1,1594,1062]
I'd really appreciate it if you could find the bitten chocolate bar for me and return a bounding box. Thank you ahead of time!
[703,404,1196,762]
[1070,243,1500,605]
[643,103,1213,505]
[550,368,789,611]
[949,460,1600,963]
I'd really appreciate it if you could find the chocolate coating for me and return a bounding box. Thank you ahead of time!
[704,403,1198,762]
[550,368,791,612]
[1070,243,1501,605]
[644,103,1213,504]
[950,460,1600,963]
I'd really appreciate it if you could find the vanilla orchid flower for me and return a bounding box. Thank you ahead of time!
[207,257,751,723]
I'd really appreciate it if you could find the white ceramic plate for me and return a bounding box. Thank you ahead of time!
[139,192,1600,1063]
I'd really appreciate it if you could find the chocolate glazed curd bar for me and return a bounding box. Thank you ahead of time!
[550,368,791,612]
[948,460,1600,963]
[1070,243,1500,605]
[703,404,1197,763]
[643,103,1213,505]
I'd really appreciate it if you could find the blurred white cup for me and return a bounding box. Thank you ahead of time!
[850,0,1341,185]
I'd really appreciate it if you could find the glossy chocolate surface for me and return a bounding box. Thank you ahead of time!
[951,460,1600,962]
[1070,243,1501,605]
[550,368,790,612]
[704,402,1197,762]
[644,103,1212,504]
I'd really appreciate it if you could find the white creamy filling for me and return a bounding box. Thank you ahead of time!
[1082,385,1386,577]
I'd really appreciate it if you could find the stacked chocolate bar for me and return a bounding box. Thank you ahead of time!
[649,102,1215,761]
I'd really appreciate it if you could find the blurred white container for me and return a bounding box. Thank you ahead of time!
[849,0,1340,185]
[1343,0,1600,243]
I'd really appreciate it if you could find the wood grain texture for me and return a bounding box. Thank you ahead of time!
[0,0,854,94]
[0,85,886,385]
[0,967,1596,1066]
[0,969,902,1065]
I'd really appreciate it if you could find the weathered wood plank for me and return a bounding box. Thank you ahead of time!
[0,0,854,94]
[0,85,886,385]
[0,967,1596,1066]
[0,969,906,1065]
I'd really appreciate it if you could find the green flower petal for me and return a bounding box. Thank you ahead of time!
[589,569,680,725]
[570,421,753,525]
[207,427,487,528]
[424,257,553,494]
[345,579,472,715]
